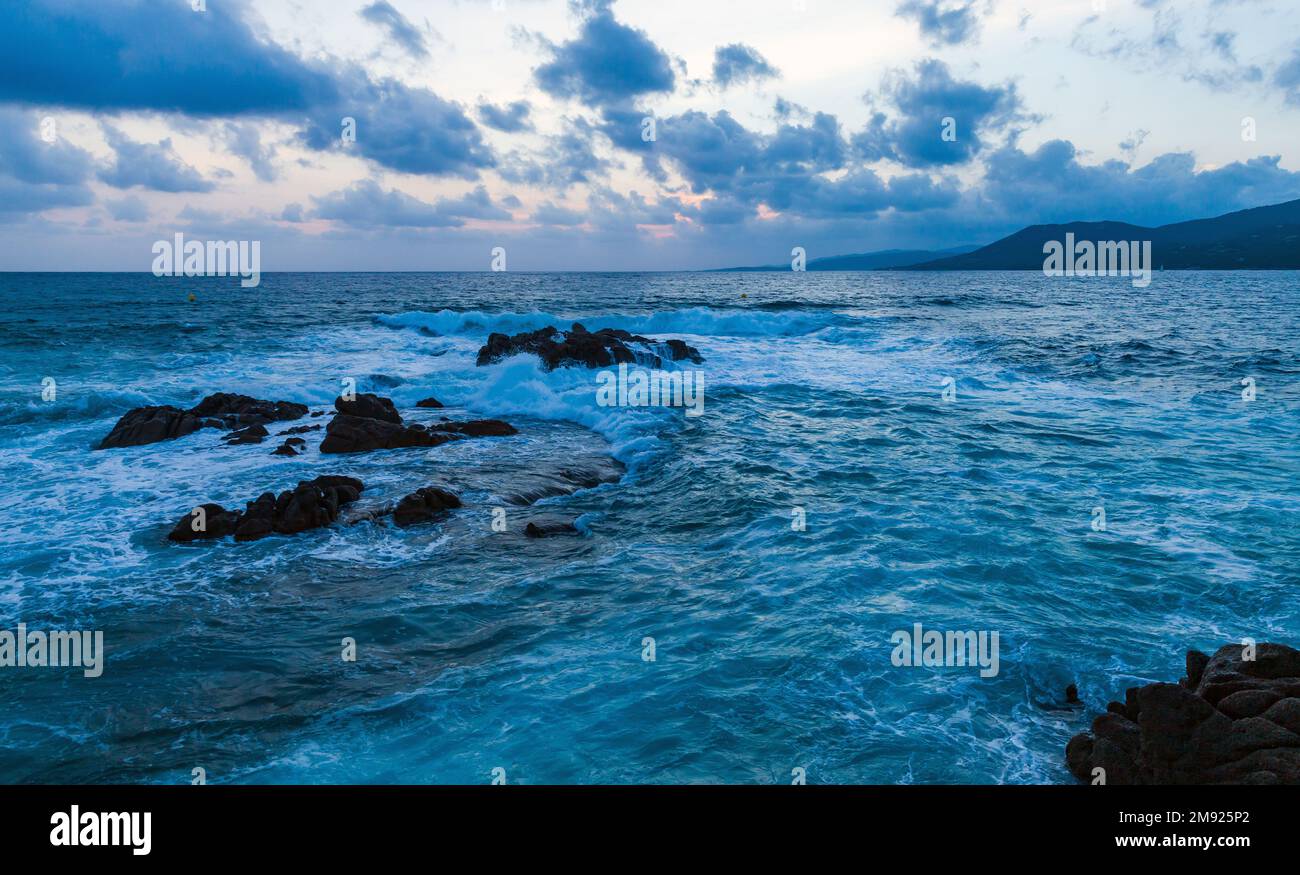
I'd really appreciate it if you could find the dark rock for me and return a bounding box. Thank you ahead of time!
[334,393,401,424]
[392,487,462,528]
[416,397,444,409]
[166,503,242,542]
[311,410,327,417]
[278,424,321,435]
[1065,684,1080,704]
[476,322,703,370]
[524,518,579,538]
[98,405,203,449]
[1217,689,1283,719]
[432,419,518,438]
[190,392,308,426]
[223,423,269,445]
[272,437,307,456]
[1066,643,1300,784]
[233,476,363,542]
[319,413,460,454]
[99,392,307,449]
[1186,649,1210,688]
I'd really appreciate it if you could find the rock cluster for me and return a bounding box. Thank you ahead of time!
[98,392,308,449]
[476,323,703,370]
[167,475,363,543]
[1066,643,1300,784]
[318,393,516,454]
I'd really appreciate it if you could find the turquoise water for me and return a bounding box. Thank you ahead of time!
[0,271,1296,784]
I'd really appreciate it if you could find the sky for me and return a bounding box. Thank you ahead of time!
[2,0,1300,271]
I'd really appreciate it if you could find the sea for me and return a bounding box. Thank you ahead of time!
[0,270,1296,784]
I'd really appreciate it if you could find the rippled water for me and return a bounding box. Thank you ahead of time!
[0,271,1296,784]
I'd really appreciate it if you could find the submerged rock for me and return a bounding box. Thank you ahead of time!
[278,424,321,435]
[476,323,703,370]
[166,503,242,542]
[223,423,269,445]
[1066,643,1300,784]
[433,419,518,438]
[524,518,579,538]
[166,476,363,544]
[392,487,462,528]
[272,437,307,456]
[98,392,308,449]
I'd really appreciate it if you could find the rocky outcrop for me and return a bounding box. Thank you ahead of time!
[1066,643,1300,784]
[319,414,460,454]
[392,487,462,528]
[98,392,308,449]
[416,397,444,409]
[319,393,517,454]
[476,323,703,370]
[166,475,363,543]
[334,393,401,424]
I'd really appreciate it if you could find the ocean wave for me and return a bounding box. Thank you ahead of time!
[375,306,851,339]
[0,388,156,427]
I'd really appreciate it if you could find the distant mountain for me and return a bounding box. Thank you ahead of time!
[719,246,979,272]
[909,198,1300,270]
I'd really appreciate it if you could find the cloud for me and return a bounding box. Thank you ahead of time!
[895,0,984,47]
[0,109,95,186]
[853,59,1027,167]
[299,73,495,178]
[0,0,338,115]
[359,1,429,60]
[978,139,1300,227]
[97,125,214,192]
[534,0,676,109]
[0,1,491,179]
[498,117,613,187]
[531,201,585,226]
[477,100,533,133]
[1276,47,1300,105]
[221,121,278,182]
[311,179,510,228]
[712,44,779,88]
[105,194,148,222]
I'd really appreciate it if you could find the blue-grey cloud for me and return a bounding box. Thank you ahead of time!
[98,125,214,192]
[478,100,533,133]
[853,59,1026,167]
[1276,48,1300,105]
[534,1,675,109]
[712,44,779,88]
[359,1,429,60]
[0,110,95,219]
[979,139,1300,227]
[531,201,585,226]
[0,1,491,179]
[105,194,148,222]
[221,121,279,182]
[312,179,510,228]
[299,74,494,178]
[895,0,984,47]
[0,0,338,115]
[498,118,612,187]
